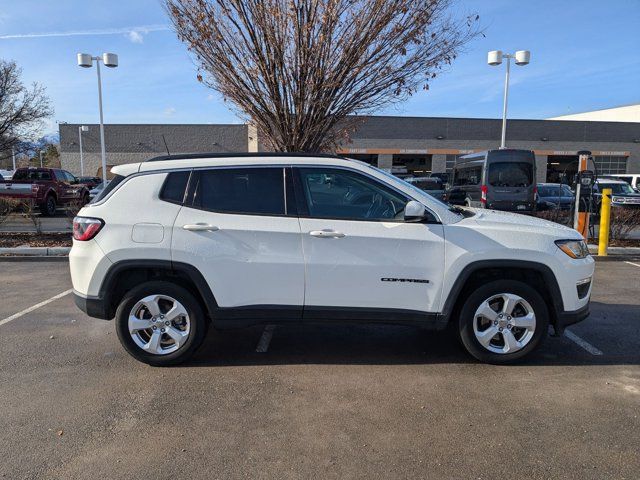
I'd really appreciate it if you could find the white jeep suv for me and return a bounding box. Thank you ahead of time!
[70,154,594,365]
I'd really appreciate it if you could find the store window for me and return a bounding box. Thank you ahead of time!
[594,156,627,175]
[391,154,432,178]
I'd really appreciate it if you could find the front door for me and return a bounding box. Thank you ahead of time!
[171,166,304,315]
[293,166,445,316]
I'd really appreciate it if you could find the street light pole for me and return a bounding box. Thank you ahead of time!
[78,126,88,176]
[77,53,118,185]
[488,50,530,149]
[39,150,44,168]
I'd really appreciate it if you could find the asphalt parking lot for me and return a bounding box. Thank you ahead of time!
[0,260,638,479]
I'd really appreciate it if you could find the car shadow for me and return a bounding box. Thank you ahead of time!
[182,301,640,368]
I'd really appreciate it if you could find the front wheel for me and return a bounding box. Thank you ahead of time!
[457,280,549,364]
[115,281,208,366]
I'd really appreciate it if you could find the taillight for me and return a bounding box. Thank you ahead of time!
[73,217,104,241]
[31,184,40,193]
[533,185,538,201]
[481,185,488,204]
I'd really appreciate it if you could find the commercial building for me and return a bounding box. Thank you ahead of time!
[59,114,640,182]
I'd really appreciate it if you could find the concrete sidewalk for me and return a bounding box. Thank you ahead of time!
[0,214,71,233]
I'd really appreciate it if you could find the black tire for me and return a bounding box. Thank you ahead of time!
[457,279,549,364]
[115,281,208,366]
[40,195,56,216]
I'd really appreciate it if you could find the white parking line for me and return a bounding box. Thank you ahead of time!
[0,289,73,328]
[624,261,640,268]
[564,329,603,356]
[255,325,276,353]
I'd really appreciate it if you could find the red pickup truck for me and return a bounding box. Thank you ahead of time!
[0,167,91,216]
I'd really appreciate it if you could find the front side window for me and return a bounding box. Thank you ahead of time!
[296,168,408,221]
[192,167,285,216]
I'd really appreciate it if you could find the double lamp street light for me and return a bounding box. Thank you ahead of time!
[487,49,531,149]
[77,52,118,185]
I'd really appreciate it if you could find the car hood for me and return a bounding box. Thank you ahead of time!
[459,207,581,238]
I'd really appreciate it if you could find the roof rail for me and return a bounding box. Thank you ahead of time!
[145,152,347,162]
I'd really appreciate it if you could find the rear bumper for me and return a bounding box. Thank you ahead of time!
[73,290,111,320]
[554,303,590,335]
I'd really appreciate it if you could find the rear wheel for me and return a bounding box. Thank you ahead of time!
[457,280,548,364]
[40,195,56,216]
[115,281,208,366]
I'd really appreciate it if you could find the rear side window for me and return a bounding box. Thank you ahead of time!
[160,171,190,204]
[191,168,285,216]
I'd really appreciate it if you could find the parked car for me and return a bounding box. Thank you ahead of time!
[446,149,537,213]
[89,180,110,201]
[599,174,640,192]
[78,176,103,189]
[0,167,90,215]
[0,169,13,180]
[429,172,450,186]
[536,183,575,211]
[593,179,640,208]
[70,153,593,366]
[404,176,446,201]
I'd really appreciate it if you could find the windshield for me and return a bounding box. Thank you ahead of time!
[539,185,573,197]
[599,183,635,195]
[488,162,533,187]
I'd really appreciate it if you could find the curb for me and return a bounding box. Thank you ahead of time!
[0,246,71,257]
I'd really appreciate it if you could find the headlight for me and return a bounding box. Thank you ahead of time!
[555,239,590,259]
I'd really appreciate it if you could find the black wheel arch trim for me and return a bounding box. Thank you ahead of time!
[96,259,219,320]
[440,259,566,326]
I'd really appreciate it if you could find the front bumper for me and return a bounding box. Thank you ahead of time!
[553,303,590,335]
[73,290,111,320]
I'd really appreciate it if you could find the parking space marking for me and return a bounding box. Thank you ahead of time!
[0,289,73,328]
[256,325,276,353]
[624,261,640,269]
[564,329,603,356]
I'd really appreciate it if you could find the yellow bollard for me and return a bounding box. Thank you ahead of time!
[598,188,612,256]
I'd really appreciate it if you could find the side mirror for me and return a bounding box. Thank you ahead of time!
[404,200,428,222]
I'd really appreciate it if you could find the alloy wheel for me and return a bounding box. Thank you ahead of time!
[128,294,191,355]
[472,293,536,354]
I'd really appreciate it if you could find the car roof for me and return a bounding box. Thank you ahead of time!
[112,154,363,176]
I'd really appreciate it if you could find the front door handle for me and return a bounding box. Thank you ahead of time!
[309,229,345,238]
[182,223,219,232]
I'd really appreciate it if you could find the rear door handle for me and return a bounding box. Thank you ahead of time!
[309,229,345,238]
[182,223,219,232]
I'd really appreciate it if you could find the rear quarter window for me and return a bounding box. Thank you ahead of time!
[160,171,190,204]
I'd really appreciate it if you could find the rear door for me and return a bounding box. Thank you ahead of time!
[485,151,536,212]
[171,166,305,315]
[293,166,445,316]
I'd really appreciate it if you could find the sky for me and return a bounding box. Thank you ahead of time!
[0,0,639,136]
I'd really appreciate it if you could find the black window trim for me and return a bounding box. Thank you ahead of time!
[292,165,440,224]
[184,165,291,218]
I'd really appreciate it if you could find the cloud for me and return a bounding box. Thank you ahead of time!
[0,24,169,40]
[127,30,144,44]
[164,107,176,117]
[207,94,215,101]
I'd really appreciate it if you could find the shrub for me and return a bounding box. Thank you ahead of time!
[0,197,20,225]
[609,207,640,240]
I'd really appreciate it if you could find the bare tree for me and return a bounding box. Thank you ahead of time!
[0,60,53,162]
[166,0,480,152]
